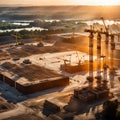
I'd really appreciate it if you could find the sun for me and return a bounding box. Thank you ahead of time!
[96,0,119,6]
[73,0,120,6]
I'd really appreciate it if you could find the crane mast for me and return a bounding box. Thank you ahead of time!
[86,28,94,89]
[100,17,109,87]
[11,34,24,46]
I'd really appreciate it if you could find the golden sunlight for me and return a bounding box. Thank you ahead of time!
[0,0,120,6]
[74,0,120,6]
[98,0,119,6]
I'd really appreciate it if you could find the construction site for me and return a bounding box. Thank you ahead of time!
[0,17,120,120]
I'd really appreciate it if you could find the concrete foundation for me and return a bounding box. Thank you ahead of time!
[0,72,69,95]
[0,63,69,95]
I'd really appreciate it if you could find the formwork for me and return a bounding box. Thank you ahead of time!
[61,60,101,74]
[61,62,89,74]
[74,87,110,102]
[0,62,69,94]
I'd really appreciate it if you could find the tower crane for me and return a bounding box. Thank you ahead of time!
[100,17,110,88]
[85,25,95,89]
[95,31,102,88]
[11,34,24,46]
[100,17,120,88]
[109,34,115,88]
[73,19,112,101]
[100,17,110,64]
[100,17,109,32]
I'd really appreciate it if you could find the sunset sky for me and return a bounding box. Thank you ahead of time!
[0,0,120,6]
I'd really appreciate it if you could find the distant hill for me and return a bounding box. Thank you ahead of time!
[0,6,120,20]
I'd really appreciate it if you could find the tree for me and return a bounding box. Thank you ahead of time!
[102,100,119,120]
[116,111,120,120]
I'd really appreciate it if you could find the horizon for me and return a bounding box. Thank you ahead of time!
[0,4,120,7]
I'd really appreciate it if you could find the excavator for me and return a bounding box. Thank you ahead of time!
[37,40,44,47]
[34,37,44,47]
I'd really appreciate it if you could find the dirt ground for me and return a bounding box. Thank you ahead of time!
[2,114,44,120]
[0,97,15,113]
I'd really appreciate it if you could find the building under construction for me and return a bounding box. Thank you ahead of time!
[74,18,119,102]
[0,62,69,94]
[61,59,89,73]
[60,32,104,74]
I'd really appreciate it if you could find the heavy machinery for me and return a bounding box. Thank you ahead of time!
[23,59,31,64]
[74,27,110,102]
[101,18,120,88]
[37,41,44,47]
[11,34,24,46]
[74,17,120,102]
[33,37,44,47]
[74,18,116,102]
